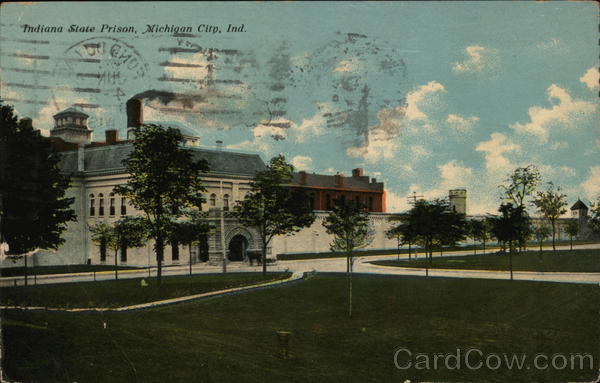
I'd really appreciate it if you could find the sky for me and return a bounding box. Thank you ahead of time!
[1,2,598,215]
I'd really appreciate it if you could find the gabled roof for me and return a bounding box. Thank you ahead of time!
[570,199,588,210]
[58,143,266,177]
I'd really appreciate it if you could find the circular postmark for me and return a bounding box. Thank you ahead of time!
[52,37,150,127]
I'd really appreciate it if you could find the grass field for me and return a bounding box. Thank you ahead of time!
[371,248,600,272]
[0,272,291,309]
[0,264,142,277]
[2,274,598,382]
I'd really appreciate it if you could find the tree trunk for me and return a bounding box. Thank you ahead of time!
[539,239,543,255]
[24,255,28,287]
[570,236,573,251]
[482,240,486,255]
[114,249,119,280]
[551,221,556,252]
[509,240,513,281]
[156,233,164,286]
[348,259,353,319]
[262,242,267,276]
[473,238,477,255]
[189,244,193,276]
[408,242,412,261]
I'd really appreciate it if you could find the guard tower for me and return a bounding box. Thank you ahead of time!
[50,107,92,144]
[449,189,467,215]
[570,199,588,227]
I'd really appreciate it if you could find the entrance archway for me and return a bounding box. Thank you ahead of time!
[228,234,248,261]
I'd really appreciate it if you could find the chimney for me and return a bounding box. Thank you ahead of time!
[126,98,143,128]
[371,178,376,184]
[105,129,118,145]
[77,144,85,172]
[216,140,223,151]
[352,168,363,177]
[335,173,344,187]
[299,171,308,185]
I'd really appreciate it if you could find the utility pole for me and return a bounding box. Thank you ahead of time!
[220,181,227,273]
[407,191,424,205]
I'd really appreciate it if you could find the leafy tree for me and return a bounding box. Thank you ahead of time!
[90,217,147,279]
[564,219,579,251]
[170,211,211,275]
[0,102,76,256]
[588,197,600,235]
[533,224,551,255]
[490,203,530,280]
[235,155,315,275]
[532,182,567,252]
[387,213,418,260]
[500,165,541,208]
[323,197,373,318]
[113,124,209,285]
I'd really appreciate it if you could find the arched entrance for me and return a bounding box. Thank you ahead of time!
[228,234,248,261]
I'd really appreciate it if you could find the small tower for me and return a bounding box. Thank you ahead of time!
[570,199,588,227]
[50,107,92,144]
[449,189,467,215]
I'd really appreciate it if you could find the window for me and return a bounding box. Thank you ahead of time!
[98,193,104,216]
[121,198,127,215]
[89,194,95,216]
[210,193,216,207]
[223,194,229,211]
[120,243,127,263]
[109,193,115,216]
[172,239,179,261]
[100,240,106,262]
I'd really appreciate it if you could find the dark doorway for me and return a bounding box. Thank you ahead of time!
[228,235,248,262]
[198,234,209,262]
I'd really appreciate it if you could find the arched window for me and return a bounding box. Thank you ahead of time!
[109,193,115,216]
[210,193,216,207]
[89,194,95,216]
[223,194,230,211]
[326,194,331,210]
[121,197,127,215]
[98,193,104,216]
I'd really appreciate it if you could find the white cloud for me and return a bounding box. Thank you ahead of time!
[476,132,520,174]
[405,81,446,121]
[452,45,499,75]
[291,155,313,171]
[446,113,479,134]
[333,58,360,73]
[581,166,600,199]
[291,105,327,143]
[438,160,473,191]
[410,145,430,159]
[509,84,596,142]
[346,128,398,163]
[580,67,599,91]
[253,120,288,141]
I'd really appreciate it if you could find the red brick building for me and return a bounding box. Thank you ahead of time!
[288,168,386,212]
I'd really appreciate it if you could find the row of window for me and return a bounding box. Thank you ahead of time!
[314,194,374,211]
[56,116,86,126]
[89,193,127,217]
[208,193,230,211]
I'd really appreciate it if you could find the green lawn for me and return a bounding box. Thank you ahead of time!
[0,264,142,277]
[0,272,291,309]
[2,274,598,382]
[372,248,600,272]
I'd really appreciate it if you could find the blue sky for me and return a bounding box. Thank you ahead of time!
[1,2,598,214]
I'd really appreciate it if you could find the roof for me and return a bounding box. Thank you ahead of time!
[59,143,266,176]
[289,172,384,192]
[53,107,89,118]
[570,199,588,210]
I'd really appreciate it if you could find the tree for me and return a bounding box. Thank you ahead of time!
[490,203,530,280]
[90,217,147,280]
[235,155,315,275]
[113,124,209,285]
[0,102,76,285]
[170,211,211,276]
[533,224,551,255]
[564,219,578,251]
[387,213,418,260]
[323,197,373,318]
[500,165,541,208]
[532,182,567,252]
[588,197,600,235]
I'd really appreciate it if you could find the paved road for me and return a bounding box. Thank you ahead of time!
[1,243,599,287]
